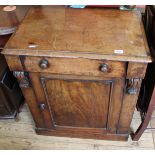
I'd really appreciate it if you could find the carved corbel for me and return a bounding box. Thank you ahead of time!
[13,71,31,88]
[126,78,142,95]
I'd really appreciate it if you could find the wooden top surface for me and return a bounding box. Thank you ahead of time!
[2,6,152,62]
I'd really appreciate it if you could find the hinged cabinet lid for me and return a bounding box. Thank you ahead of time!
[2,6,152,62]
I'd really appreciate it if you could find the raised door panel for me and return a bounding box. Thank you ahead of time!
[29,73,125,137]
[41,78,111,128]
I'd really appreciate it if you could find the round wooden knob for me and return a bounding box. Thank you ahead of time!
[100,64,109,73]
[39,59,49,69]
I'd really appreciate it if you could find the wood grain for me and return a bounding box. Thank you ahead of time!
[28,73,126,140]
[117,79,142,134]
[2,6,151,62]
[5,55,23,71]
[24,56,126,78]
[127,62,147,78]
[17,86,45,128]
[29,72,53,129]
[43,78,111,128]
[107,78,125,133]
[1,6,150,141]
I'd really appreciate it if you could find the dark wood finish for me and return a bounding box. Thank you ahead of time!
[43,78,111,128]
[117,77,142,134]
[13,72,45,128]
[36,128,128,141]
[4,55,23,71]
[3,6,151,63]
[127,62,148,78]
[24,56,126,78]
[2,6,151,140]
[29,73,53,129]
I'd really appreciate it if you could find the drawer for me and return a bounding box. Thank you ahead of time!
[23,56,126,78]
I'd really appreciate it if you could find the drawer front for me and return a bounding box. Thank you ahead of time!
[24,56,126,77]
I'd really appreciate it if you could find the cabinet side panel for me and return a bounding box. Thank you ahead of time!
[118,62,148,134]
[117,63,145,134]
[117,92,140,134]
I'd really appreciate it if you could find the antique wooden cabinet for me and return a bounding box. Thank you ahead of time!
[2,6,152,141]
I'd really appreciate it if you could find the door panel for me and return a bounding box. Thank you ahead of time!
[42,78,111,128]
[29,72,124,134]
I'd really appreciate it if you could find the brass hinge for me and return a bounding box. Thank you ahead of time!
[126,78,142,95]
[13,71,31,88]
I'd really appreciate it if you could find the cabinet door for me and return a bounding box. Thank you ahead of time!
[30,73,124,136]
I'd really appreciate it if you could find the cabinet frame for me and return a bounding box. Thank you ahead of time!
[6,55,146,141]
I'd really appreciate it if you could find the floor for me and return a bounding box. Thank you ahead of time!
[0,104,155,150]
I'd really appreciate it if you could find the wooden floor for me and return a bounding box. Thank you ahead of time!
[0,104,155,150]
